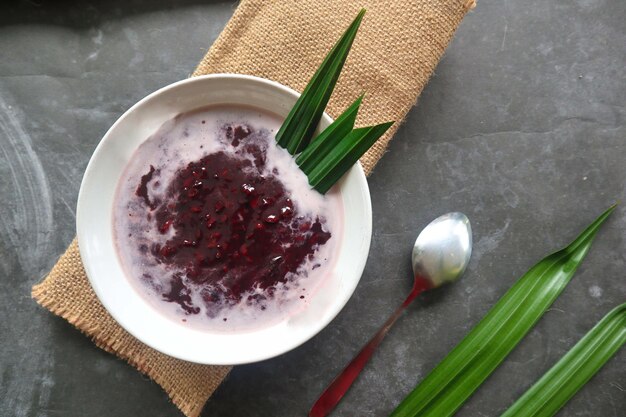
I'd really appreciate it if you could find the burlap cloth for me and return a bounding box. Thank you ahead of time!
[31,1,474,416]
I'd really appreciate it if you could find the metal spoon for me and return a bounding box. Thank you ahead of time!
[309,212,472,417]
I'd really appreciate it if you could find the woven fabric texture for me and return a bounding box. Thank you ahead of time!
[193,0,474,175]
[32,1,473,416]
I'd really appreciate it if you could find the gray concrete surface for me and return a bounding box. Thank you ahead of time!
[1,0,625,416]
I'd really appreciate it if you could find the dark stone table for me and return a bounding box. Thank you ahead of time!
[1,1,624,416]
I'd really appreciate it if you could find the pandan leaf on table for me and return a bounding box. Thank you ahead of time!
[501,302,626,417]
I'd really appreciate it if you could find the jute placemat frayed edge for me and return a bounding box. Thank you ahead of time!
[32,239,231,417]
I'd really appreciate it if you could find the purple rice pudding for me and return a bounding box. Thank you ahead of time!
[113,105,343,331]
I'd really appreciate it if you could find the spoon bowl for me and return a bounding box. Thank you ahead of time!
[412,212,472,289]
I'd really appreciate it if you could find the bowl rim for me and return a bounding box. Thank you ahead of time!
[76,73,372,364]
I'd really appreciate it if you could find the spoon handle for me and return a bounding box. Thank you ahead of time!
[309,277,431,417]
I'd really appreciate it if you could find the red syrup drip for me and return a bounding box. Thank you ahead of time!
[137,123,331,315]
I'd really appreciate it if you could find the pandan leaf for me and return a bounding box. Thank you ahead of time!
[501,302,626,417]
[296,94,363,174]
[308,121,393,194]
[275,9,365,154]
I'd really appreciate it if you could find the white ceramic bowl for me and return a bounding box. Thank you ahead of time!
[77,74,372,365]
